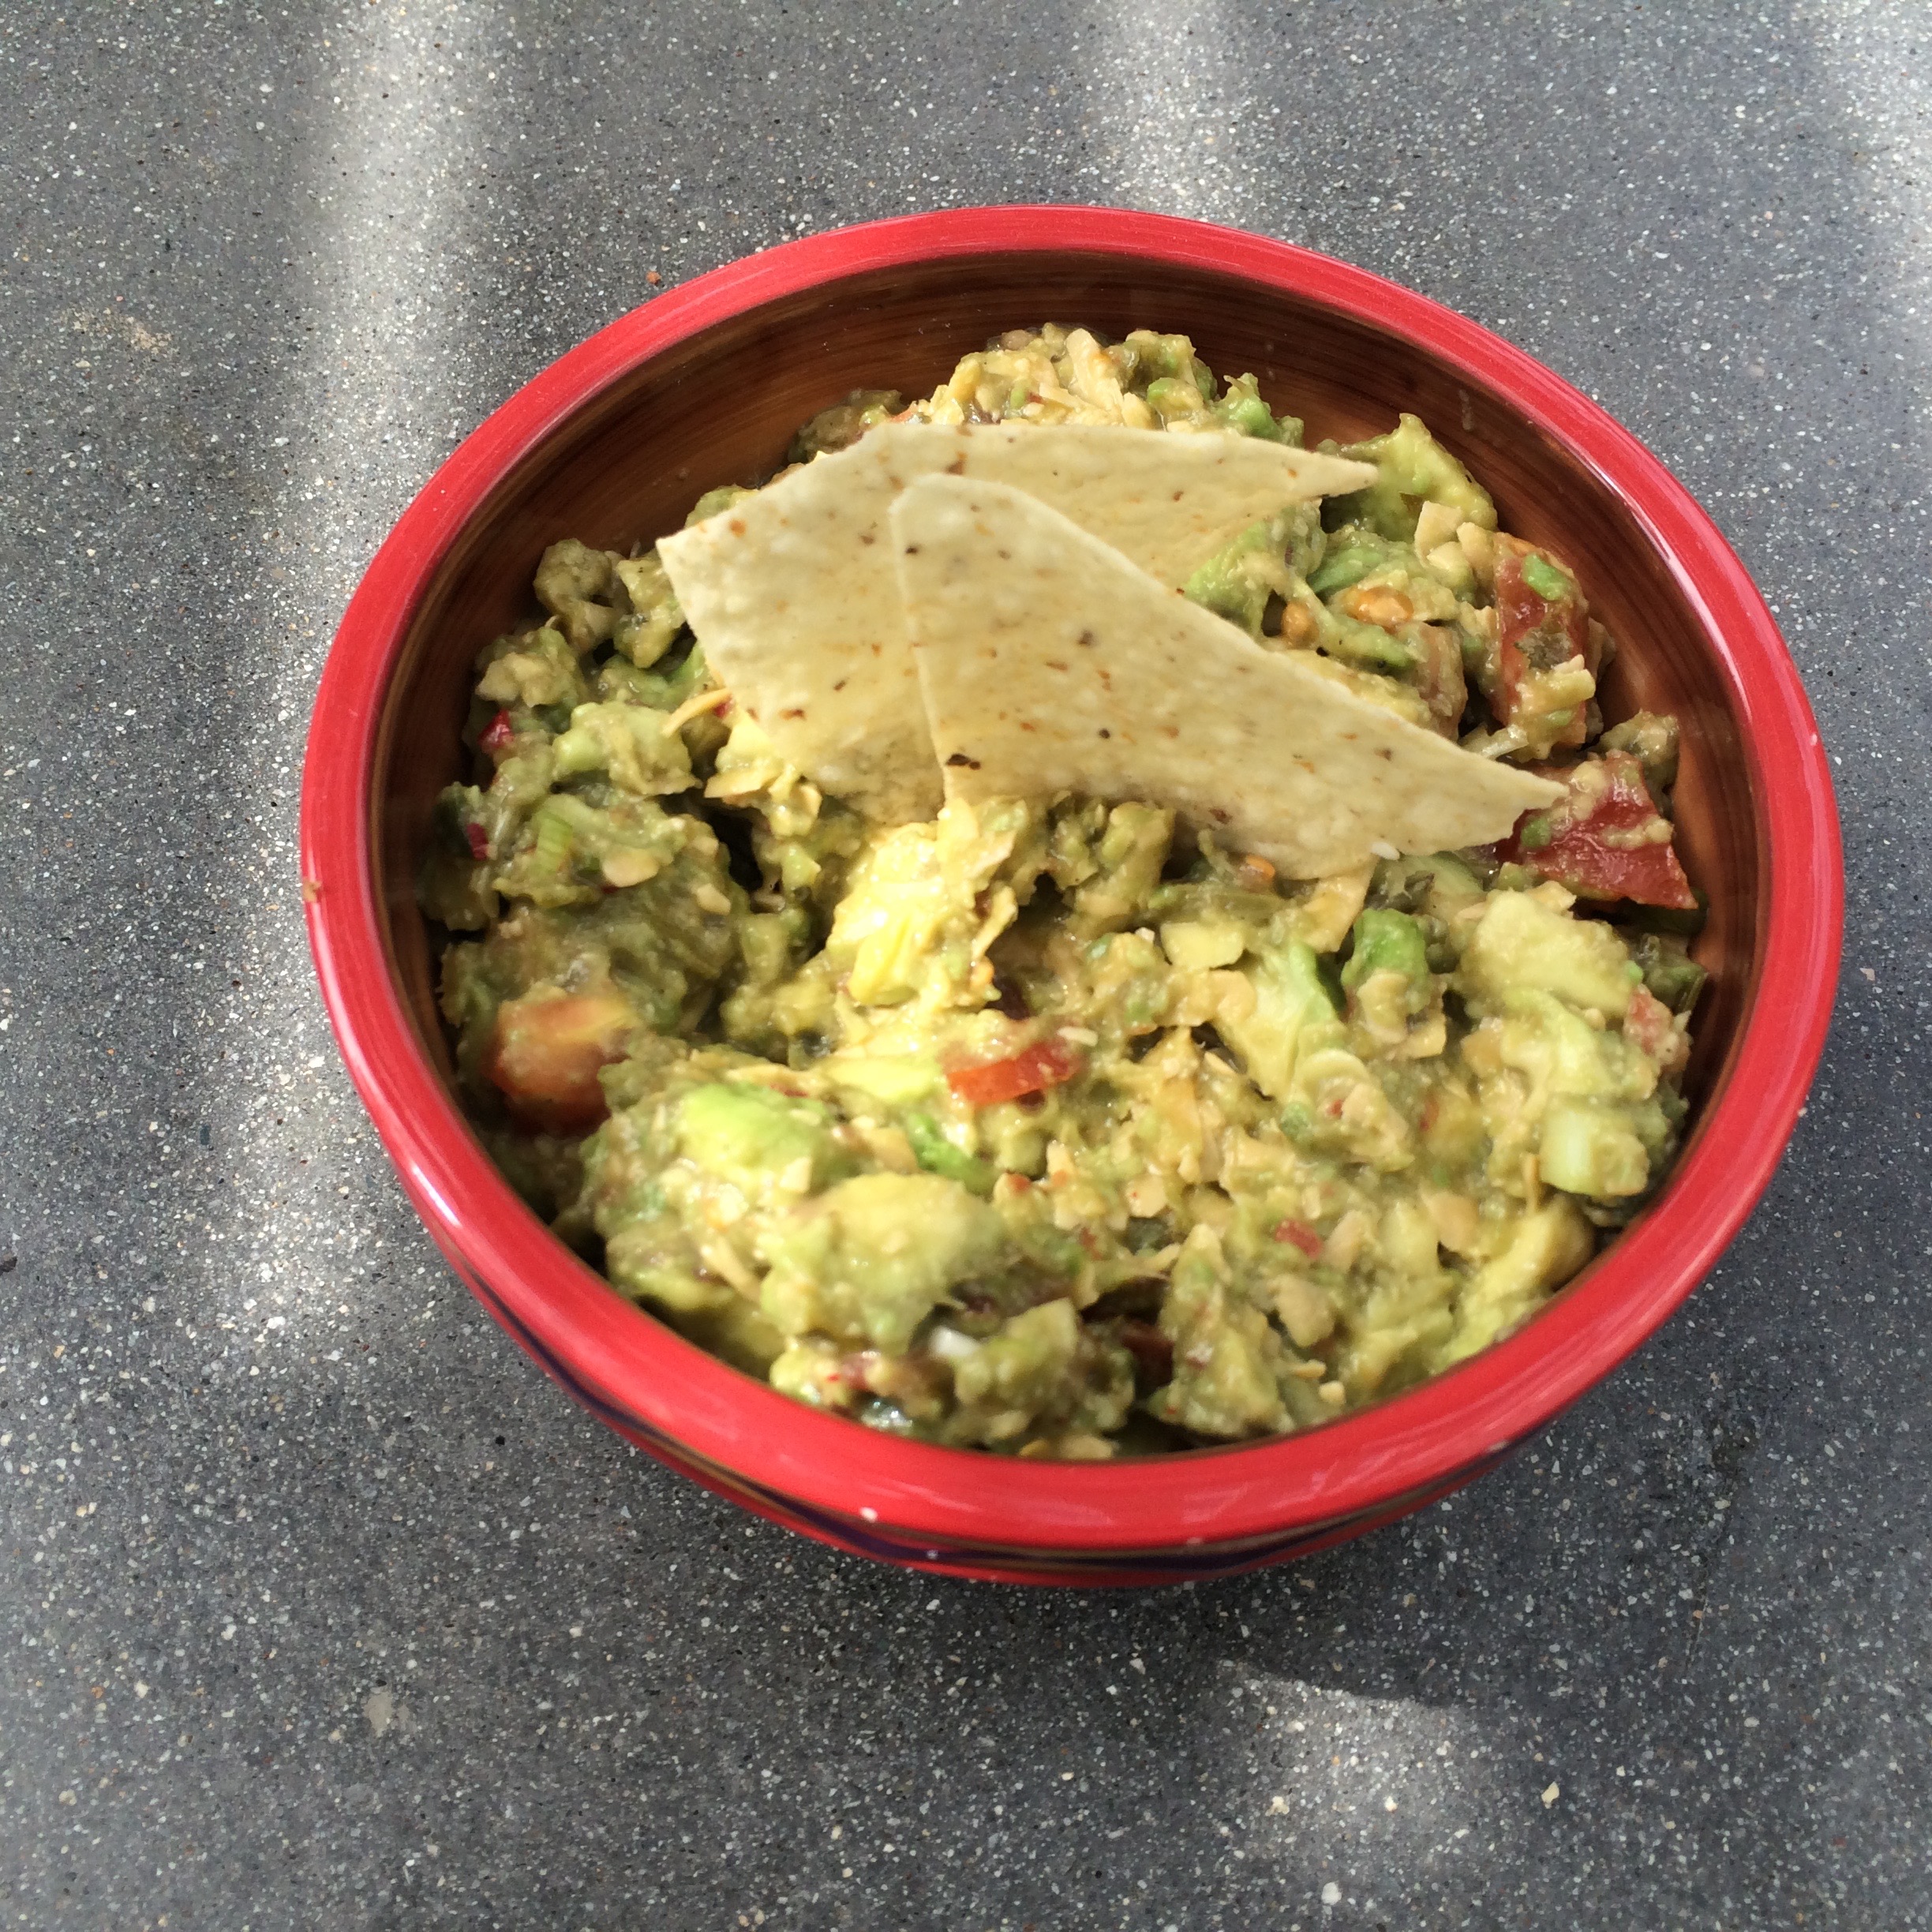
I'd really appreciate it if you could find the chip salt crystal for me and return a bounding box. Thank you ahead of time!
[896,475,1561,878]
[657,421,1375,820]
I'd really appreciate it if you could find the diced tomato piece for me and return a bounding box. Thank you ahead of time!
[478,708,517,754]
[1273,1219,1323,1258]
[1502,751,1697,910]
[463,822,491,861]
[1410,620,1469,736]
[1495,541,1593,743]
[484,990,636,1134]
[1623,983,1679,1061]
[1623,983,1690,1076]
[946,1036,1083,1109]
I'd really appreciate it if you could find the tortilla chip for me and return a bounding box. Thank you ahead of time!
[959,421,1375,586]
[893,475,1563,878]
[657,421,1375,819]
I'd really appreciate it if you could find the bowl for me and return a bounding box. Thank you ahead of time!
[301,207,1840,1585]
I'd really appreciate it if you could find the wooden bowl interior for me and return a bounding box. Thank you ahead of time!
[372,253,1755,1140]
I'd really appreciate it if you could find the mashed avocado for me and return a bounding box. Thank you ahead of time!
[421,325,1706,1459]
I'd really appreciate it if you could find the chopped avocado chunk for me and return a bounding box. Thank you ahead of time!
[551,701,695,796]
[1443,1200,1594,1361]
[534,539,626,653]
[1145,1228,1305,1438]
[758,1174,1013,1354]
[1456,889,1642,1020]
[1307,526,1413,598]
[1342,908,1430,994]
[475,624,586,711]
[1208,370,1295,443]
[1183,514,1296,635]
[1498,988,1656,1103]
[1159,918,1249,972]
[1342,906,1436,1041]
[1538,1096,1653,1198]
[1599,710,1681,795]
[903,1111,997,1196]
[1331,413,1498,543]
[788,388,904,462]
[609,550,685,668]
[1215,938,1339,1101]
[1367,853,1485,963]
[676,1082,852,1205]
[949,1299,1133,1447]
[1626,930,1709,1015]
[1518,552,1574,602]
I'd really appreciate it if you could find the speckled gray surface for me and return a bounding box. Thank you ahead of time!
[0,2,1920,1926]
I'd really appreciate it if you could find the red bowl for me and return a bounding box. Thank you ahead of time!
[301,208,1840,1586]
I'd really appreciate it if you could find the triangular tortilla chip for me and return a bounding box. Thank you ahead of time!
[893,474,1563,878]
[657,421,1374,819]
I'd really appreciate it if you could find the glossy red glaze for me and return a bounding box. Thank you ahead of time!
[301,208,1841,1585]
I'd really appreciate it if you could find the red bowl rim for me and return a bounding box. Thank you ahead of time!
[301,205,1841,1556]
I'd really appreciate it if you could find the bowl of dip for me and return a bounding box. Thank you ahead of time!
[301,207,1840,1583]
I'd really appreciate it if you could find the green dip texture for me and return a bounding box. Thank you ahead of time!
[420,325,1706,1459]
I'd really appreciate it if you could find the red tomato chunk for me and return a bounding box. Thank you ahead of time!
[946,1037,1083,1109]
[1493,538,1597,748]
[1272,1219,1324,1258]
[1503,751,1697,909]
[485,990,636,1135]
[1631,989,1676,1066]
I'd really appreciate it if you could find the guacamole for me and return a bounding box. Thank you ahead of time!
[421,325,1705,1459]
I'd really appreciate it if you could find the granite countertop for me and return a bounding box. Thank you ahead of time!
[2,4,1923,1925]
